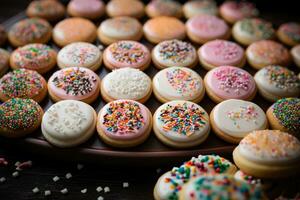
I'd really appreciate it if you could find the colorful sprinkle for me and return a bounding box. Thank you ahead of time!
[240,18,274,39]
[227,105,258,128]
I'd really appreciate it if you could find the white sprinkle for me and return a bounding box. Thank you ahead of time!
[14,161,20,166]
[53,176,60,182]
[97,196,104,200]
[81,188,87,194]
[65,173,72,179]
[32,187,39,194]
[104,186,110,193]
[12,171,19,178]
[77,163,84,170]
[123,182,129,188]
[96,186,103,192]
[61,188,68,194]
[0,177,6,183]
[44,190,51,196]
[156,168,161,174]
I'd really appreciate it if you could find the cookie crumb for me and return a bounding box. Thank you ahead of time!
[96,186,103,192]
[81,188,87,194]
[44,190,51,196]
[65,173,72,179]
[53,176,60,182]
[61,188,68,194]
[123,182,129,188]
[104,186,110,193]
[32,187,39,194]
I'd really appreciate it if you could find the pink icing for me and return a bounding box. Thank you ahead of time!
[200,40,244,66]
[206,66,255,99]
[99,100,150,140]
[69,0,104,14]
[186,15,229,40]
[220,1,257,21]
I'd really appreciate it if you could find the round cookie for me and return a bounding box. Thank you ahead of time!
[153,100,210,148]
[198,39,246,70]
[98,17,143,46]
[0,25,7,46]
[233,130,300,178]
[26,0,66,22]
[291,44,300,68]
[232,18,275,46]
[0,69,47,103]
[267,98,300,139]
[67,0,105,20]
[143,16,186,44]
[178,175,266,200]
[103,41,151,71]
[8,18,52,47]
[0,98,43,138]
[277,22,300,47]
[246,40,291,70]
[0,49,9,77]
[53,17,97,47]
[57,42,102,71]
[153,154,237,200]
[42,100,96,148]
[152,39,197,69]
[204,66,257,103]
[234,170,272,190]
[10,43,57,74]
[210,99,268,144]
[254,65,300,102]
[219,1,259,24]
[97,100,152,148]
[186,14,230,44]
[152,67,205,103]
[48,67,100,104]
[106,0,144,19]
[101,68,152,103]
[183,0,218,19]
[146,0,182,18]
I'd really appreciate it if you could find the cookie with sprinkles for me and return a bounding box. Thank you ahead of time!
[0,25,7,46]
[0,69,47,103]
[97,99,152,148]
[146,0,182,18]
[153,100,210,148]
[183,0,218,19]
[10,43,57,74]
[277,22,300,46]
[210,99,268,144]
[0,48,9,77]
[267,98,300,139]
[232,18,275,46]
[153,67,205,103]
[8,18,52,47]
[57,42,102,71]
[153,154,237,200]
[178,174,266,200]
[0,98,43,138]
[152,40,197,69]
[48,67,100,104]
[204,66,257,103]
[103,40,151,71]
[233,130,300,178]
[254,66,300,102]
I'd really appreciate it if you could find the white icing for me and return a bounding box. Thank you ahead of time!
[213,99,267,138]
[153,67,203,101]
[102,68,151,100]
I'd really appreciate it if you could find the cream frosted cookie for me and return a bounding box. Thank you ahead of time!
[233,130,300,179]
[106,0,145,19]
[254,66,300,102]
[146,0,182,18]
[101,68,152,103]
[210,99,268,144]
[42,100,96,148]
[0,49,9,77]
[152,67,205,103]
[291,44,300,68]
[97,100,152,148]
[154,155,237,200]
[183,0,218,19]
[178,175,266,200]
[48,67,100,104]
[57,42,102,71]
[152,39,197,69]
[277,22,300,47]
[153,100,210,148]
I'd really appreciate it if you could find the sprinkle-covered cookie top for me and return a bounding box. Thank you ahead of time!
[279,22,300,43]
[239,18,274,39]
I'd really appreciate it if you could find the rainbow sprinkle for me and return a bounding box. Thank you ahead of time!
[240,18,274,39]
[227,105,258,128]
[158,40,194,63]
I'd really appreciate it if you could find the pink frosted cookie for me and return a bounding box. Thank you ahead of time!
[67,0,105,20]
[219,1,259,24]
[97,100,152,147]
[198,39,246,70]
[246,40,291,70]
[186,15,230,44]
[183,0,218,19]
[291,44,300,68]
[277,22,300,47]
[103,40,151,71]
[146,0,182,18]
[48,67,100,104]
[204,66,256,103]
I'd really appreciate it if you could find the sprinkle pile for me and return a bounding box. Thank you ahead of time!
[0,98,41,130]
[158,40,194,63]
[227,105,258,128]
[103,101,145,134]
[281,22,300,43]
[240,18,274,39]
[158,102,206,136]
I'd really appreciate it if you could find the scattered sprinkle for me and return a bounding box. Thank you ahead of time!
[77,163,84,170]
[97,196,104,200]
[61,188,68,194]
[65,173,72,179]
[12,171,19,178]
[44,190,51,196]
[53,176,60,182]
[14,161,20,166]
[32,187,39,194]
[104,186,110,193]
[156,168,162,174]
[123,182,129,188]
[96,186,103,192]
[81,188,87,194]
[0,177,6,183]
[16,160,32,171]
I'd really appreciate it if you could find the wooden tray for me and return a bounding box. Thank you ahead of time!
[1,11,297,165]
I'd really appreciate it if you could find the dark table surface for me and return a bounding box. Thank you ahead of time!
[1,1,300,200]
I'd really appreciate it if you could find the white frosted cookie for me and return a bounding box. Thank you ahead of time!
[57,42,102,71]
[254,65,300,102]
[153,100,210,148]
[42,100,96,147]
[152,40,197,69]
[101,68,152,103]
[211,99,267,144]
[153,67,205,103]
